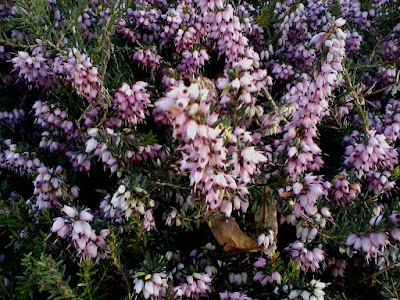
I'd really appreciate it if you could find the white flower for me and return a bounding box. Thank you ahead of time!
[288,290,301,299]
[293,182,303,195]
[231,78,241,90]
[87,128,99,137]
[62,205,77,218]
[334,18,346,27]
[79,209,94,221]
[134,279,144,294]
[85,138,98,153]
[51,217,65,232]
[117,185,126,194]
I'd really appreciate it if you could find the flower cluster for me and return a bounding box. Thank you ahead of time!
[133,272,168,299]
[156,76,268,216]
[54,48,102,102]
[330,171,361,204]
[0,140,43,176]
[2,0,400,299]
[32,166,65,210]
[133,47,163,72]
[285,241,325,272]
[343,130,398,194]
[78,1,111,40]
[173,268,213,299]
[253,258,282,286]
[110,81,151,127]
[101,183,155,231]
[11,47,53,88]
[0,109,25,130]
[288,280,327,300]
[384,99,400,142]
[177,49,209,75]
[346,231,390,262]
[219,291,253,300]
[51,205,109,260]
[327,259,346,278]
[289,174,331,218]
[32,101,81,149]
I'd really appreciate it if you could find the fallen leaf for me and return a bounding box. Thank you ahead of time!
[209,214,262,254]
[209,198,279,255]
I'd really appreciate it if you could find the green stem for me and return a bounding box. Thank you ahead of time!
[343,66,370,140]
[109,228,133,300]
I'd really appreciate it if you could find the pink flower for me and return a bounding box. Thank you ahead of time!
[292,182,303,195]
[253,257,267,268]
[62,205,77,218]
[86,241,98,259]
[79,209,94,221]
[391,228,400,241]
[85,138,98,153]
[51,217,65,232]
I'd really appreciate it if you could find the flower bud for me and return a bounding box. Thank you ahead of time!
[87,128,99,137]
[62,205,77,218]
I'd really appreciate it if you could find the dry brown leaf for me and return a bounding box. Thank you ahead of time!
[209,198,279,255]
[209,214,262,254]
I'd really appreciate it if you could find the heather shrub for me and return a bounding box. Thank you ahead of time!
[1,0,400,299]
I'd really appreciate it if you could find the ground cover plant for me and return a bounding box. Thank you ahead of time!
[1,0,400,299]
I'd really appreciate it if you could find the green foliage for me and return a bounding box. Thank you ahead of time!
[256,1,278,29]
[281,260,301,287]
[377,268,400,299]
[1,0,400,299]
[76,257,108,300]
[17,253,77,300]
